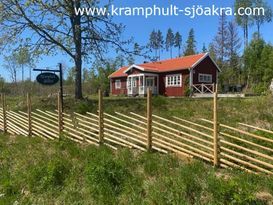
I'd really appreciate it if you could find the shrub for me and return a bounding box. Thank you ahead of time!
[184,87,192,97]
[252,83,268,95]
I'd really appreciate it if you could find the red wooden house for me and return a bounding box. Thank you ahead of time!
[109,53,220,97]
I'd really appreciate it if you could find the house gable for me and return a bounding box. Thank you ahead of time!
[192,56,218,84]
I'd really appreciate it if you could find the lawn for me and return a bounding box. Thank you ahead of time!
[0,134,273,205]
[5,94,273,128]
[1,95,273,204]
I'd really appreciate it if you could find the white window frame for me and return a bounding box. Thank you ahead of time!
[131,77,137,88]
[165,74,182,87]
[115,79,121,89]
[198,73,212,83]
[146,77,154,87]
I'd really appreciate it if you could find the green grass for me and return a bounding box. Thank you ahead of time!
[0,135,273,204]
[5,94,273,128]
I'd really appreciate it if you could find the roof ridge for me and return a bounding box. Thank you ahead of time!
[139,53,206,66]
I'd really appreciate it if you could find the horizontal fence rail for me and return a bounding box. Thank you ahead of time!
[0,88,272,175]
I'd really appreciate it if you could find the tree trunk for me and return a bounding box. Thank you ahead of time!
[74,0,83,99]
[22,65,24,82]
[257,23,260,39]
[29,68,31,81]
[246,24,248,48]
[74,56,82,99]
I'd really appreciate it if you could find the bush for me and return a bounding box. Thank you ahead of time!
[184,87,192,97]
[252,83,268,95]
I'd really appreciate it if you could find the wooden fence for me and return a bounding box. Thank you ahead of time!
[0,88,273,175]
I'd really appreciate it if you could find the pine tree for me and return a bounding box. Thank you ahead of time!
[252,0,272,39]
[184,29,196,56]
[226,21,242,84]
[208,43,217,61]
[165,28,175,58]
[244,33,266,86]
[235,0,253,48]
[174,32,182,57]
[226,21,242,70]
[157,30,164,60]
[213,14,228,68]
[133,43,141,56]
[149,30,158,60]
[202,43,207,53]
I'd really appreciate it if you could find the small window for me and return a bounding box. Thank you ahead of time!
[115,80,121,89]
[166,74,182,87]
[198,74,212,83]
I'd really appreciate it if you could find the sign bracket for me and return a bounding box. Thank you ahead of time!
[33,63,63,111]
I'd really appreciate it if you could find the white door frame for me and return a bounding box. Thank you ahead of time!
[127,73,159,95]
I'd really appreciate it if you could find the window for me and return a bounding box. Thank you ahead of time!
[127,79,131,88]
[132,78,137,87]
[198,74,212,83]
[115,80,121,89]
[146,77,154,87]
[166,74,182,87]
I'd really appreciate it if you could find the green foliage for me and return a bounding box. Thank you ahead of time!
[166,28,175,58]
[184,28,196,56]
[174,32,182,57]
[244,34,273,93]
[252,83,268,94]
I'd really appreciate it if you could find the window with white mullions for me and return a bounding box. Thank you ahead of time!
[166,74,182,87]
[115,79,121,89]
[198,73,212,83]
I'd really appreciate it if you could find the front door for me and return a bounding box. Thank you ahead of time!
[146,77,154,93]
[127,77,138,96]
[132,77,138,95]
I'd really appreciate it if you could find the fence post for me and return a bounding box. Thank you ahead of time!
[213,84,219,166]
[58,91,63,137]
[98,89,104,144]
[147,88,152,151]
[1,94,7,133]
[27,93,32,137]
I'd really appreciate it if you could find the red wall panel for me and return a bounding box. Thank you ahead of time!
[192,56,218,84]
[111,77,127,95]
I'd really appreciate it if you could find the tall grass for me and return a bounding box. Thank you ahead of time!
[0,135,273,204]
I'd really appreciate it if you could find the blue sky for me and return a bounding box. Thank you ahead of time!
[1,0,273,81]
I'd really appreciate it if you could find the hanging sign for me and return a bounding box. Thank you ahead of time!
[36,72,59,85]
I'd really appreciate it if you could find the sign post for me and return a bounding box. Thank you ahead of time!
[34,63,63,111]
